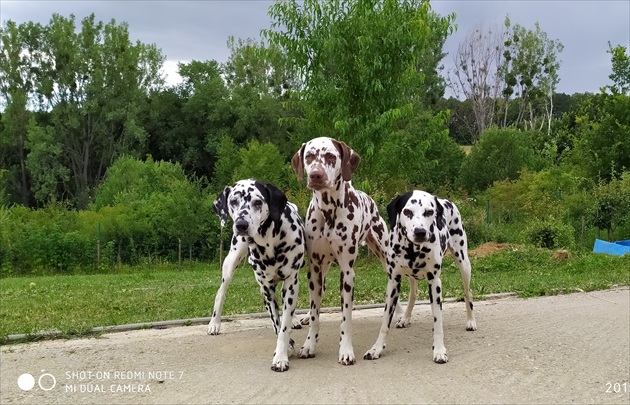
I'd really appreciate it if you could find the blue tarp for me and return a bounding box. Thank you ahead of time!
[593,239,630,256]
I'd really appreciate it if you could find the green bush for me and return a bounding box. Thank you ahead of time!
[458,127,547,194]
[524,218,575,250]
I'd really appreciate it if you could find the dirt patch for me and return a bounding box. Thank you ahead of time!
[469,242,515,258]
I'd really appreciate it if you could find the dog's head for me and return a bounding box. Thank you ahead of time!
[213,179,287,237]
[291,137,360,191]
[387,190,445,245]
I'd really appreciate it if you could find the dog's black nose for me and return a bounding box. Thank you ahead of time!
[414,228,427,241]
[235,219,249,234]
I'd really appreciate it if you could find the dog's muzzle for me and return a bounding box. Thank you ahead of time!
[307,167,328,190]
[412,227,428,243]
[234,218,249,235]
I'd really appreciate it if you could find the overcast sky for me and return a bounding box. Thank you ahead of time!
[2,1,629,96]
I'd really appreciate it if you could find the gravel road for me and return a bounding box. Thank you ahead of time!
[1,288,629,404]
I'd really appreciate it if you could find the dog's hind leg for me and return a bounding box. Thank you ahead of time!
[271,271,299,372]
[396,277,417,328]
[449,232,477,331]
[208,236,247,335]
[299,256,332,359]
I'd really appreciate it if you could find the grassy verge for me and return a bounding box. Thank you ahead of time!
[1,246,628,340]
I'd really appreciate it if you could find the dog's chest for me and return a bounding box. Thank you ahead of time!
[390,236,440,279]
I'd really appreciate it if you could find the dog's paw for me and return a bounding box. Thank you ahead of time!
[338,349,356,366]
[271,357,290,372]
[288,338,295,354]
[298,344,316,359]
[433,347,448,364]
[299,314,311,326]
[363,348,382,360]
[291,315,302,329]
[395,316,411,328]
[466,319,477,331]
[207,320,221,335]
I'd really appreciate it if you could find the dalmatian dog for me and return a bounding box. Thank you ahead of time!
[207,179,305,372]
[364,190,477,364]
[291,137,418,365]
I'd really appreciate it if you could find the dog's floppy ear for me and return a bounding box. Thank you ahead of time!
[434,196,445,230]
[213,186,231,227]
[291,143,306,183]
[386,191,413,230]
[332,139,360,181]
[254,181,287,224]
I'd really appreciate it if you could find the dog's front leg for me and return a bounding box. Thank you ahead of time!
[208,237,247,335]
[338,263,356,365]
[428,273,448,363]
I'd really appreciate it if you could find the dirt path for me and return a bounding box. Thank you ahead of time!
[1,288,629,404]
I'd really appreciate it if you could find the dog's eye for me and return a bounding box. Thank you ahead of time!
[252,199,263,209]
[229,199,238,207]
[423,209,434,217]
[305,153,315,164]
[323,153,337,165]
[403,209,413,218]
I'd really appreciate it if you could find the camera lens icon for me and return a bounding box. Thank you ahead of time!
[18,373,56,391]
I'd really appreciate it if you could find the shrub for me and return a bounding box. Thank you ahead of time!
[524,218,575,250]
[458,127,547,194]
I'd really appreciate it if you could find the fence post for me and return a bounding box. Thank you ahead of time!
[486,200,491,224]
[178,238,182,271]
[97,223,101,267]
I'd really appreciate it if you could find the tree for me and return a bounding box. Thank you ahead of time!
[606,43,630,95]
[448,24,506,139]
[500,16,563,134]
[0,21,43,206]
[263,0,455,175]
[458,127,544,194]
[1,14,165,208]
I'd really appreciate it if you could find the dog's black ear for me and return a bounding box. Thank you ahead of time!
[386,191,413,230]
[255,181,287,224]
[213,186,231,227]
[291,143,306,183]
[434,196,445,230]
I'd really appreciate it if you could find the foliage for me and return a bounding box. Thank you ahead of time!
[263,0,455,174]
[376,109,464,196]
[606,43,630,95]
[524,218,575,250]
[500,16,563,132]
[578,94,629,181]
[232,140,292,190]
[0,14,165,208]
[591,172,630,240]
[458,127,546,194]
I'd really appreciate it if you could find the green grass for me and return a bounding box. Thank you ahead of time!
[1,246,628,341]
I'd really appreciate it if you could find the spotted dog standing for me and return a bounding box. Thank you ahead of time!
[207,179,305,372]
[364,190,477,364]
[291,137,418,365]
